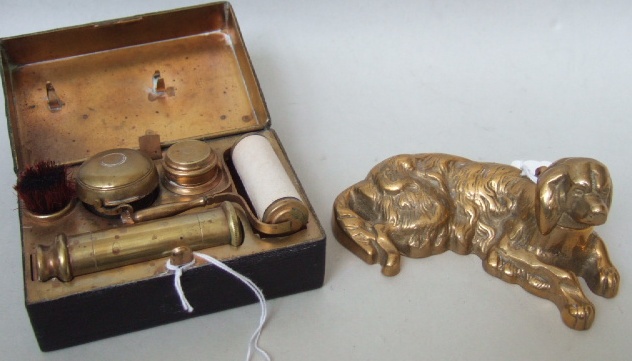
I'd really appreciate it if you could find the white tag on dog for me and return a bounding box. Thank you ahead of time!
[511,160,552,183]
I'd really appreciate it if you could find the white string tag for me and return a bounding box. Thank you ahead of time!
[165,258,196,312]
[166,252,271,361]
[510,160,552,183]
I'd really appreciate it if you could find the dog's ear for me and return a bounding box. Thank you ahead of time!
[536,165,569,235]
[590,161,613,210]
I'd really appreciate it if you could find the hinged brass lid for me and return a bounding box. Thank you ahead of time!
[162,139,223,195]
[163,139,218,182]
[0,2,270,172]
[76,148,158,207]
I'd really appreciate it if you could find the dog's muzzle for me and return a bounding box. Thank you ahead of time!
[579,194,608,225]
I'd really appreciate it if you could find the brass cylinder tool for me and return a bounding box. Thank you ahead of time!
[34,201,243,282]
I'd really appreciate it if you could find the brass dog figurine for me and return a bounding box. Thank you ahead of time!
[333,154,619,330]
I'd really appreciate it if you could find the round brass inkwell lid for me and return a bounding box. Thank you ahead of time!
[76,148,159,215]
[162,140,222,195]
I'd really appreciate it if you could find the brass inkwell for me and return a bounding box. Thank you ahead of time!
[1,2,325,351]
[161,139,227,195]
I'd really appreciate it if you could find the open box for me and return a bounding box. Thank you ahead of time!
[0,2,325,351]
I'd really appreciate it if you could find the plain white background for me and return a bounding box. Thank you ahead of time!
[1,1,630,360]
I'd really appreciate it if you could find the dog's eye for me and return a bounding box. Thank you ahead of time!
[573,188,585,197]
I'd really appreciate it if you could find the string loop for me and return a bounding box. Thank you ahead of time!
[166,252,271,361]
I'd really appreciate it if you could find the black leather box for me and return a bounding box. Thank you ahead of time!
[0,2,325,351]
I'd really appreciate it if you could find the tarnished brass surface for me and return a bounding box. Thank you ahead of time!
[162,139,224,195]
[1,4,324,316]
[138,132,162,160]
[125,195,209,223]
[333,154,618,330]
[263,197,310,234]
[0,2,269,170]
[22,131,323,303]
[75,148,159,209]
[35,201,243,282]
[170,246,194,267]
[126,193,308,236]
[25,198,77,222]
[45,82,63,112]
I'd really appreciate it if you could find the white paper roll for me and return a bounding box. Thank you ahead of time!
[232,134,302,220]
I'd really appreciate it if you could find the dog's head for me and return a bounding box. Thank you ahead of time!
[535,158,612,235]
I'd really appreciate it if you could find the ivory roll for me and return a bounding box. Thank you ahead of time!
[232,135,307,228]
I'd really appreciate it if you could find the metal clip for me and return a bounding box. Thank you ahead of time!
[148,70,175,101]
[46,81,64,112]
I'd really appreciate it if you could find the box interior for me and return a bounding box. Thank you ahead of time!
[0,2,268,170]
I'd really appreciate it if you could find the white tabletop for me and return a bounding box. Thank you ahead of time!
[1,1,630,360]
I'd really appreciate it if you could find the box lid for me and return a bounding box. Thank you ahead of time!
[0,2,269,171]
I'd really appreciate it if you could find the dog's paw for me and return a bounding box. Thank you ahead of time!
[374,224,402,277]
[561,302,595,331]
[592,266,620,298]
[333,216,378,265]
[380,254,401,277]
[484,248,518,282]
[484,249,501,273]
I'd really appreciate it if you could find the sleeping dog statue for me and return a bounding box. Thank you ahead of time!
[332,154,619,330]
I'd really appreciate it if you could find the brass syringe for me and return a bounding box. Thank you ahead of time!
[34,201,243,282]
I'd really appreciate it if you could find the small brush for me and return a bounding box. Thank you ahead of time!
[14,161,76,216]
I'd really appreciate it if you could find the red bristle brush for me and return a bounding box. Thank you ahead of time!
[14,161,76,216]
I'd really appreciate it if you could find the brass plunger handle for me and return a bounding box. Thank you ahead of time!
[126,196,208,223]
[125,193,307,236]
[34,201,243,282]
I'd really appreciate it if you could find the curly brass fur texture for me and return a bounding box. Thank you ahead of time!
[333,154,618,330]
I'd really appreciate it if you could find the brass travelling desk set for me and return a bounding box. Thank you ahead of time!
[1,2,325,351]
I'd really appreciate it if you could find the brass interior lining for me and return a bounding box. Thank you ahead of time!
[22,131,323,303]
